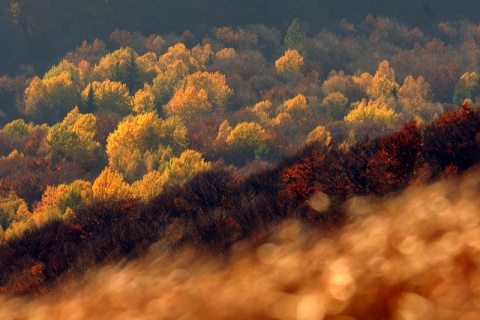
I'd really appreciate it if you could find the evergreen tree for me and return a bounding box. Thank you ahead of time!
[85,85,97,113]
[284,17,307,50]
[125,48,140,94]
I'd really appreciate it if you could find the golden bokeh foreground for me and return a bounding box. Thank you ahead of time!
[2,168,480,319]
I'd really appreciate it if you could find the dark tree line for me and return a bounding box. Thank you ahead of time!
[2,0,480,75]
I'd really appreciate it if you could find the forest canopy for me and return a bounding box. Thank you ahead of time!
[1,3,480,311]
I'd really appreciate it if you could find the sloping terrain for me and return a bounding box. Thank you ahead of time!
[1,166,479,319]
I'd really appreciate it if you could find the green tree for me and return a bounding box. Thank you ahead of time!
[0,193,29,232]
[24,73,81,124]
[284,17,307,50]
[322,92,349,120]
[125,48,140,93]
[84,84,97,113]
[2,119,31,137]
[453,72,478,105]
[226,122,266,151]
[47,107,102,169]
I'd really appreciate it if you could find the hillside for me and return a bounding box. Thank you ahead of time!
[1,4,480,318]
[1,164,480,319]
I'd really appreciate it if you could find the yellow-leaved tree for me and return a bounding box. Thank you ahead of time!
[0,193,30,238]
[398,75,442,120]
[43,59,82,88]
[131,170,165,202]
[133,85,156,114]
[365,60,399,103]
[273,94,314,142]
[184,71,233,109]
[275,49,305,80]
[151,60,189,108]
[162,149,210,186]
[157,43,200,73]
[92,167,131,202]
[82,80,133,116]
[136,52,158,84]
[32,180,93,224]
[226,122,266,152]
[348,61,401,125]
[306,126,332,146]
[345,99,399,124]
[106,112,188,181]
[164,86,212,122]
[250,100,274,126]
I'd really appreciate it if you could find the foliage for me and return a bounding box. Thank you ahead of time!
[106,112,187,181]
[131,170,165,202]
[164,86,212,122]
[423,103,480,173]
[345,99,399,125]
[92,167,131,202]
[151,60,189,108]
[366,60,399,103]
[0,193,29,232]
[83,80,133,116]
[184,71,233,109]
[32,180,93,225]
[397,75,434,119]
[163,150,210,185]
[226,122,266,151]
[306,126,332,145]
[453,72,479,105]
[322,92,349,120]
[275,49,305,79]
[43,60,82,88]
[133,86,156,114]
[157,43,200,73]
[47,107,103,169]
[284,17,307,50]
[23,74,80,124]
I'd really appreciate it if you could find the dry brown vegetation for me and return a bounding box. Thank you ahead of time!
[2,167,480,319]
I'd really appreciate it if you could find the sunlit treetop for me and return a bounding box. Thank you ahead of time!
[157,43,200,74]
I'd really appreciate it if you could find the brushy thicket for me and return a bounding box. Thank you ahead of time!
[1,163,480,319]
[0,103,479,295]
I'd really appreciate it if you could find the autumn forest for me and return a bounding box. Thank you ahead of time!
[1,1,480,318]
